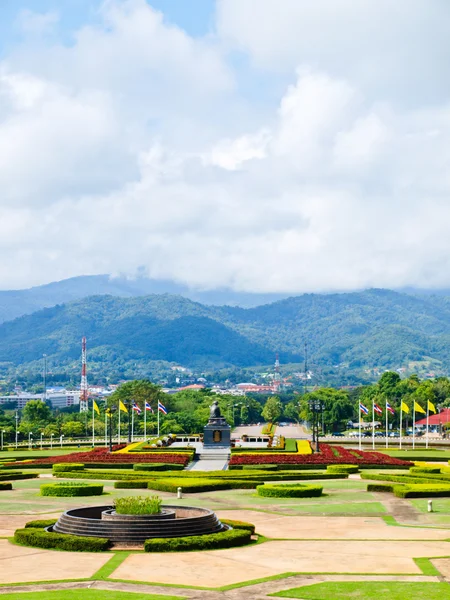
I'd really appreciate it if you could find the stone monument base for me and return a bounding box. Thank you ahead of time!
[203,418,231,449]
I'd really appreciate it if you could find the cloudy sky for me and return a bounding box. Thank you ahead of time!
[1,0,450,293]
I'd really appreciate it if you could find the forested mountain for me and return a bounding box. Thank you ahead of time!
[2,289,450,374]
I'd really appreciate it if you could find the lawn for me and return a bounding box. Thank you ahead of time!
[380,450,450,461]
[411,498,450,514]
[0,448,95,460]
[0,591,184,600]
[271,581,449,600]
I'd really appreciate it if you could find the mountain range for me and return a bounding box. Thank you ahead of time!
[1,287,450,375]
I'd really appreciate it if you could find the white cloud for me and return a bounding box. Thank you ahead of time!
[0,0,450,294]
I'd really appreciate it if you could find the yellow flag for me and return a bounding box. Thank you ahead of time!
[401,401,410,414]
[93,400,100,415]
[427,400,436,413]
[414,401,426,414]
[119,400,128,413]
[105,407,112,416]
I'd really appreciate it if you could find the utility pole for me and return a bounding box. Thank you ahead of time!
[304,342,308,396]
[42,354,47,403]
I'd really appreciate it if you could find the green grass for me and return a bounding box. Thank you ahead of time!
[0,448,92,460]
[0,591,185,600]
[380,450,450,461]
[414,557,443,576]
[411,498,450,514]
[270,582,449,600]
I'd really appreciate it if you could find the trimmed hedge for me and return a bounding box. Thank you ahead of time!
[25,519,57,529]
[52,463,85,473]
[0,471,38,482]
[327,464,359,474]
[367,483,396,493]
[114,480,150,489]
[133,463,184,471]
[221,519,255,534]
[147,478,257,493]
[360,473,449,485]
[395,484,450,498]
[0,482,12,490]
[243,464,278,471]
[14,528,110,551]
[41,482,104,497]
[144,526,252,552]
[410,466,441,475]
[257,483,323,498]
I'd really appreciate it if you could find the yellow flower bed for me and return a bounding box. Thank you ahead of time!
[296,440,313,455]
[114,442,143,454]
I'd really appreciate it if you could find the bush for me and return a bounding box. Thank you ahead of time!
[0,472,38,482]
[366,483,396,493]
[410,466,441,475]
[243,464,278,471]
[52,463,85,473]
[257,483,323,498]
[115,495,162,515]
[25,519,57,529]
[144,527,252,552]
[0,482,12,491]
[147,478,240,493]
[221,519,255,534]
[394,484,450,498]
[40,482,104,497]
[114,480,150,489]
[14,528,110,551]
[327,464,360,474]
[133,463,184,471]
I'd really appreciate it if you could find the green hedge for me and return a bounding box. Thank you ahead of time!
[14,528,110,551]
[25,519,57,528]
[41,482,104,497]
[242,464,278,470]
[366,483,396,493]
[52,463,85,473]
[327,464,359,474]
[257,483,323,498]
[0,471,37,482]
[0,482,12,490]
[221,519,255,534]
[114,480,150,489]
[410,466,442,475]
[133,463,184,471]
[147,478,256,493]
[144,526,252,552]
[361,473,448,485]
[394,484,450,498]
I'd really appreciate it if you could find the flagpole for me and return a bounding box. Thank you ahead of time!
[92,402,95,447]
[385,400,389,449]
[144,404,147,440]
[359,407,362,451]
[372,400,375,450]
[426,403,429,449]
[105,410,107,448]
[413,402,416,450]
[399,405,402,450]
[118,409,121,444]
[132,408,134,443]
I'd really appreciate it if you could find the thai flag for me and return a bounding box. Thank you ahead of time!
[386,402,395,415]
[158,401,168,415]
[359,403,369,415]
[132,402,142,414]
[373,403,383,414]
[145,401,153,413]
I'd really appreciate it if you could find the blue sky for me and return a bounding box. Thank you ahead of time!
[0,0,450,293]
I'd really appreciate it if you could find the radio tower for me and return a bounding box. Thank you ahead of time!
[80,337,88,413]
[273,353,281,391]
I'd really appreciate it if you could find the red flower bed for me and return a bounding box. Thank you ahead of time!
[22,446,193,467]
[229,444,412,467]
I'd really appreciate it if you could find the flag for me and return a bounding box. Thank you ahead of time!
[145,401,153,413]
[132,401,142,414]
[359,403,369,415]
[119,400,128,413]
[386,401,395,415]
[414,401,426,415]
[93,400,100,415]
[401,401,409,413]
[428,400,436,413]
[373,403,383,414]
[105,407,113,416]
[158,400,168,415]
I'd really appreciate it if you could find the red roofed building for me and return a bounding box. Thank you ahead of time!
[177,384,205,391]
[415,408,450,426]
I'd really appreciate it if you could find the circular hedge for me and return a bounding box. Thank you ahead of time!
[40,482,103,497]
[52,463,85,473]
[326,464,359,474]
[256,483,323,498]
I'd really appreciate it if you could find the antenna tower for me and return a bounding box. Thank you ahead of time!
[273,352,281,391]
[304,342,308,396]
[80,337,89,413]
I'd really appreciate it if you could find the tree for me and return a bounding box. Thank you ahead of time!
[262,396,282,423]
[240,405,249,424]
[300,388,354,432]
[61,421,84,437]
[22,400,52,424]
[284,401,299,422]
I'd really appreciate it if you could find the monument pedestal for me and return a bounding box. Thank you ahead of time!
[203,418,231,449]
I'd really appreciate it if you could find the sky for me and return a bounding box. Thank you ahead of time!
[1,0,450,293]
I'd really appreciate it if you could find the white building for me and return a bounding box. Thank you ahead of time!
[0,391,80,410]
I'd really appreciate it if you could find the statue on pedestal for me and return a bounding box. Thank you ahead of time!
[209,400,222,421]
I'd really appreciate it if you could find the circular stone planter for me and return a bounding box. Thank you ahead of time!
[52,505,225,545]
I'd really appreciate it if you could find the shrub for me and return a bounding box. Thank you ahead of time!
[257,483,323,498]
[133,463,184,471]
[144,527,252,552]
[40,482,104,497]
[221,519,255,534]
[410,466,441,475]
[0,472,37,481]
[114,495,162,515]
[366,483,396,493]
[327,464,360,474]
[243,464,278,471]
[394,484,450,498]
[14,528,110,551]
[52,463,85,473]
[0,482,12,491]
[114,480,150,489]
[25,519,57,528]
[147,478,239,493]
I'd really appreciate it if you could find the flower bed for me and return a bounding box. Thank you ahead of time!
[229,444,412,467]
[297,440,313,455]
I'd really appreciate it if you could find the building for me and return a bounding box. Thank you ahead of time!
[0,391,80,410]
[415,409,450,428]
